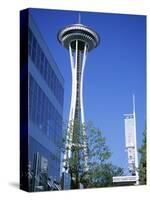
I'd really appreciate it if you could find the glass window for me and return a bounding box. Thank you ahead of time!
[28,44,32,57]
[28,29,64,106]
[35,44,41,68]
[31,48,36,63]
[44,59,48,82]
[32,36,37,49]
[28,29,33,46]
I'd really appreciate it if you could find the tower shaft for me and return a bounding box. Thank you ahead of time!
[64,40,88,174]
[58,21,99,189]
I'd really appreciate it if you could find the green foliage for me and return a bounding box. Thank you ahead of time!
[138,126,146,184]
[87,123,112,164]
[81,163,124,188]
[62,121,124,188]
[81,123,124,188]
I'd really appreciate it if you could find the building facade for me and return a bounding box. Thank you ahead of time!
[28,12,64,183]
[20,9,64,191]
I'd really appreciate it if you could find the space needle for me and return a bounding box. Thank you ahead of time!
[58,15,99,189]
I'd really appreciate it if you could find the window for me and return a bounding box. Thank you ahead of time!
[28,28,64,106]
[29,74,63,146]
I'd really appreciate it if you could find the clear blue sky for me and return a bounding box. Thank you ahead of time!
[29,8,146,173]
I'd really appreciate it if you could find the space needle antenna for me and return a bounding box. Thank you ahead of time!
[78,13,81,24]
[133,94,135,114]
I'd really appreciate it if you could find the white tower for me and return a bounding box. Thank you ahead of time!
[124,95,139,184]
[58,16,99,188]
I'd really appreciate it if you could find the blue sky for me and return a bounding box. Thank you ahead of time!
[30,8,146,173]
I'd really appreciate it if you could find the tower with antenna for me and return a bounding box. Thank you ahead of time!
[113,95,139,186]
[124,95,139,184]
[58,14,99,188]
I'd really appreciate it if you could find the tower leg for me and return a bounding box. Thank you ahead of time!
[63,40,89,189]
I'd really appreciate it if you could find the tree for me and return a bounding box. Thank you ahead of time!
[138,125,146,184]
[81,123,124,188]
[82,163,123,188]
[62,121,124,189]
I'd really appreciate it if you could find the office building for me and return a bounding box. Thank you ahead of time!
[20,9,64,191]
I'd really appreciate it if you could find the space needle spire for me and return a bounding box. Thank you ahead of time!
[78,13,81,24]
[132,94,139,184]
